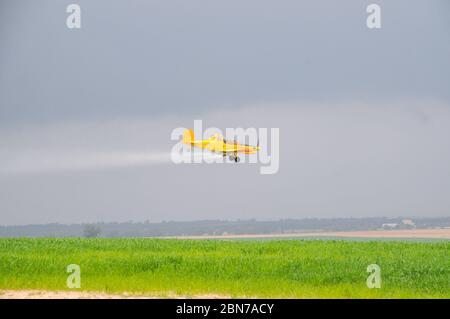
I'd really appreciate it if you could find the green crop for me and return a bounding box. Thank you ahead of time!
[0,238,448,298]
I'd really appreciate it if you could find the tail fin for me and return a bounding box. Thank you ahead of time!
[182,129,194,144]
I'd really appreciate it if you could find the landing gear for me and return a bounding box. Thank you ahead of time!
[228,154,240,163]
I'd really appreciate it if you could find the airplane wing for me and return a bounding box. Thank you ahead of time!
[216,143,258,154]
[206,139,259,154]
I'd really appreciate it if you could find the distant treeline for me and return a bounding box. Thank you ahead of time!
[0,217,449,238]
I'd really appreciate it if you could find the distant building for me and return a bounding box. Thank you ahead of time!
[401,219,416,229]
[381,223,398,229]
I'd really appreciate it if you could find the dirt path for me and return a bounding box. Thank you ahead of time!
[0,290,154,299]
[0,289,230,299]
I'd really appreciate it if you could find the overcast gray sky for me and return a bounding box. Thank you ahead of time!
[1,0,449,225]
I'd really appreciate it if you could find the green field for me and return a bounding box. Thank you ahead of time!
[0,238,448,298]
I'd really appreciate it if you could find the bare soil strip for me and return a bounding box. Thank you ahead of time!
[169,229,450,240]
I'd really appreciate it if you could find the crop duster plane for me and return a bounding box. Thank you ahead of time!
[182,129,260,162]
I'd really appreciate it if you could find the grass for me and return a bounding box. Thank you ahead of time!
[0,238,448,298]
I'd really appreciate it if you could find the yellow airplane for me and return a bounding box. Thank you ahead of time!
[182,129,260,162]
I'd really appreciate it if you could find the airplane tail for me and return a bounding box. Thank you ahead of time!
[182,129,194,144]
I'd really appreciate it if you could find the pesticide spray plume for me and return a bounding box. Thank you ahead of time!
[0,150,172,175]
[0,149,225,175]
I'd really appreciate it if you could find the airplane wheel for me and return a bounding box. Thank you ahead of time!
[229,155,235,161]
[235,156,240,163]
